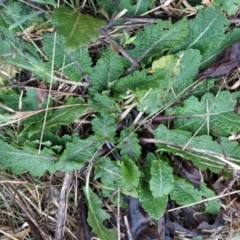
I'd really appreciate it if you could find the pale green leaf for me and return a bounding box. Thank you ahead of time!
[154,124,240,172]
[170,179,202,205]
[170,49,202,95]
[51,7,106,50]
[118,127,141,162]
[150,159,174,198]
[139,181,168,220]
[167,91,240,136]
[214,0,240,15]
[92,114,117,142]
[83,187,117,240]
[121,157,141,197]
[0,140,56,176]
[112,69,164,93]
[136,49,201,114]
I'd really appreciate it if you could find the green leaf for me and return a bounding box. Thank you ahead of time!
[89,93,119,115]
[97,0,153,15]
[172,7,240,68]
[23,97,88,136]
[166,91,240,137]
[139,181,168,219]
[214,0,240,15]
[0,27,51,82]
[51,7,106,50]
[118,127,141,162]
[95,157,121,197]
[83,187,117,240]
[0,140,56,176]
[92,114,117,142]
[89,48,124,93]
[200,183,221,214]
[121,157,141,197]
[170,179,202,205]
[136,49,201,115]
[154,124,240,172]
[170,49,202,95]
[1,0,43,30]
[42,33,92,81]
[50,135,101,173]
[118,0,153,15]
[129,18,189,64]
[150,159,174,198]
[112,69,164,93]
[173,7,228,55]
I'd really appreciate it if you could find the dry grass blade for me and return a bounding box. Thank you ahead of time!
[54,172,73,240]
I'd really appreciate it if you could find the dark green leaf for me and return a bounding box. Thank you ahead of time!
[121,157,141,197]
[51,7,106,50]
[89,48,124,93]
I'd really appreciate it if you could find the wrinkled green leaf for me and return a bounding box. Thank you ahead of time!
[112,69,164,93]
[118,127,141,162]
[154,124,240,172]
[173,7,240,68]
[51,7,106,50]
[139,181,168,219]
[92,114,116,142]
[50,135,101,173]
[89,48,124,93]
[170,179,202,205]
[167,91,240,136]
[130,18,189,64]
[0,140,56,176]
[89,93,119,115]
[150,159,174,198]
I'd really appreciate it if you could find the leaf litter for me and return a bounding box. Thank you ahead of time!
[1,0,240,240]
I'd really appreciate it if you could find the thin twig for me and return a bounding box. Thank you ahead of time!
[99,28,142,70]
[124,215,133,240]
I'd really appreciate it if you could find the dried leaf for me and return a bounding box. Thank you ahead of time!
[125,196,150,240]
[197,42,240,80]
